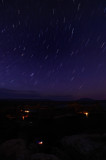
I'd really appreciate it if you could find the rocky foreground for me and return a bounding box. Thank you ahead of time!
[1,133,106,160]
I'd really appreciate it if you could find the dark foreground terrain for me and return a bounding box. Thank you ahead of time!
[0,99,106,160]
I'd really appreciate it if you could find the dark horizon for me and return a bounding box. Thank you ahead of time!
[0,87,105,101]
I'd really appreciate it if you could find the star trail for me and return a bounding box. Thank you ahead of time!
[0,0,106,100]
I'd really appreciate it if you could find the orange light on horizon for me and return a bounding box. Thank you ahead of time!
[24,110,30,113]
[38,141,43,145]
[22,115,28,120]
[22,116,25,120]
[84,112,88,117]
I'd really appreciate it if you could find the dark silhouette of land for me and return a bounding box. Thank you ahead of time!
[0,99,106,160]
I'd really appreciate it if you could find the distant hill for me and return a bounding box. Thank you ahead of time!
[0,88,41,99]
[77,98,95,102]
[46,95,75,101]
[0,88,76,101]
[0,88,96,102]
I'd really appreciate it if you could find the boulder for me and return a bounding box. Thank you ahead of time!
[61,134,106,159]
[31,153,60,160]
[0,139,30,160]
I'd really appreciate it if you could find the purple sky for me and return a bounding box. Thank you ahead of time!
[0,0,106,100]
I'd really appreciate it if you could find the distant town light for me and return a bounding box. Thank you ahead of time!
[37,141,43,145]
[84,112,88,117]
[24,110,30,113]
[22,116,25,120]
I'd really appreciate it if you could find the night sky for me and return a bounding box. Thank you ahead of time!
[0,0,106,100]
